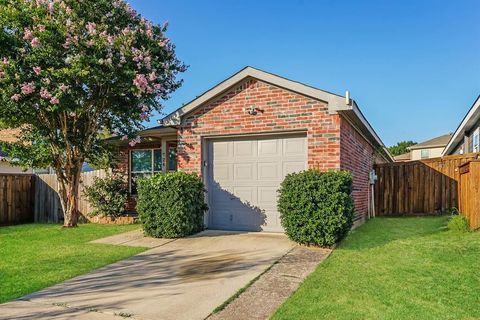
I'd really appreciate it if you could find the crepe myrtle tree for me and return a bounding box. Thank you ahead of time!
[0,0,186,227]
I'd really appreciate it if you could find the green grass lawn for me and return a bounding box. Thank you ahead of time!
[0,223,145,303]
[273,216,480,320]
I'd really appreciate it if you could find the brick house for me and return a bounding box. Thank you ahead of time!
[112,67,393,231]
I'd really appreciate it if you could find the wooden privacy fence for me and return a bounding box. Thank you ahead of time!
[34,169,108,223]
[459,161,480,229]
[374,153,480,216]
[0,174,35,225]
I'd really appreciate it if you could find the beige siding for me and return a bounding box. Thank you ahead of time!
[411,147,444,160]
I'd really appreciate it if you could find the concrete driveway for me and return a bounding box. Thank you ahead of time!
[0,230,294,320]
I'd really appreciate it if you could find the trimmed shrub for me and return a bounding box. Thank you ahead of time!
[447,215,470,232]
[136,171,208,238]
[278,170,355,247]
[83,174,128,217]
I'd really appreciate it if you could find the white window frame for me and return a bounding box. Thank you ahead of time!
[129,148,162,194]
[473,128,480,153]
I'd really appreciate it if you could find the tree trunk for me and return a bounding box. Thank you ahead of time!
[60,166,82,228]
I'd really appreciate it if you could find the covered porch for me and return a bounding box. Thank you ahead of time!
[109,126,179,207]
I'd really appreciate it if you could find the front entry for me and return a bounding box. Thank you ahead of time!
[207,134,307,232]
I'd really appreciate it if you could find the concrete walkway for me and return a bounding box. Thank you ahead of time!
[208,246,331,320]
[0,230,295,320]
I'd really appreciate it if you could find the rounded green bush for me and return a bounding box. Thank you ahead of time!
[83,174,128,217]
[278,170,355,247]
[136,171,208,238]
[447,215,470,232]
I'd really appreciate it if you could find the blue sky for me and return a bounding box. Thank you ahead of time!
[129,0,479,146]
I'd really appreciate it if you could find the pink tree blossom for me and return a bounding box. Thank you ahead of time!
[31,37,41,48]
[47,2,54,14]
[113,1,123,9]
[86,22,97,35]
[59,84,69,92]
[40,88,52,99]
[10,94,21,102]
[133,74,149,92]
[33,66,42,75]
[50,97,59,105]
[129,136,142,147]
[21,82,35,95]
[23,28,33,40]
[2,57,9,65]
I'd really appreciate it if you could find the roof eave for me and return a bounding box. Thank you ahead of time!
[409,144,448,150]
[443,95,480,155]
[334,101,394,163]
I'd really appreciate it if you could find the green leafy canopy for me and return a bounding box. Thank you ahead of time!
[387,140,417,157]
[0,0,186,169]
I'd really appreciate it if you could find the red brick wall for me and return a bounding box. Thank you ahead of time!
[339,117,375,223]
[177,79,341,173]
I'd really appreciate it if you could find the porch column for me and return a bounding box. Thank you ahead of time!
[161,138,167,173]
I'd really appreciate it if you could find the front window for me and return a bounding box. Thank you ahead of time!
[421,149,430,159]
[130,149,162,194]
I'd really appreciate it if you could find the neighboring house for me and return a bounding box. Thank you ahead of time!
[397,134,453,161]
[111,67,393,231]
[443,95,480,155]
[393,152,411,162]
[0,128,33,174]
[0,128,93,175]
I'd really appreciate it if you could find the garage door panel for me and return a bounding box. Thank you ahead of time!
[257,186,278,206]
[232,186,257,205]
[257,162,280,180]
[209,134,306,232]
[258,139,281,156]
[233,163,256,180]
[213,163,233,182]
[213,141,233,159]
[234,140,256,157]
[210,208,234,229]
[283,161,307,176]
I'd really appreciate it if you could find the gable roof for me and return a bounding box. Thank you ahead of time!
[409,133,453,150]
[443,95,480,155]
[160,66,393,162]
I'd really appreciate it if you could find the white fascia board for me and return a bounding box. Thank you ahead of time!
[442,95,480,156]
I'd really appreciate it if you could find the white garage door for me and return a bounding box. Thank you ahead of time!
[207,134,307,232]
